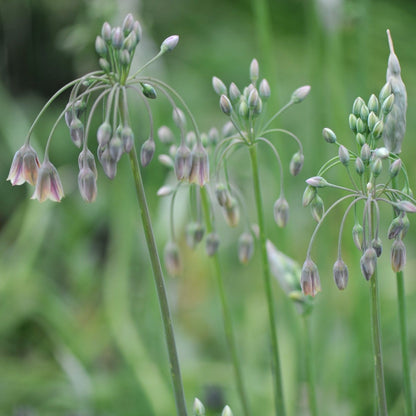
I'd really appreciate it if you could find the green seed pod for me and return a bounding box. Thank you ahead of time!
[259,78,271,100]
[310,195,324,222]
[140,138,155,167]
[349,114,358,133]
[206,232,220,257]
[360,143,371,163]
[164,241,181,276]
[355,157,365,175]
[372,120,384,139]
[212,76,227,96]
[220,94,232,115]
[333,258,349,290]
[356,133,365,147]
[141,83,157,99]
[193,398,205,416]
[371,158,382,177]
[389,158,402,178]
[379,82,392,102]
[274,196,289,228]
[302,185,317,207]
[229,82,241,102]
[360,104,369,122]
[250,58,259,83]
[238,232,254,264]
[360,247,377,281]
[372,237,383,257]
[391,238,406,272]
[367,112,378,131]
[368,94,379,113]
[95,36,107,57]
[338,145,350,166]
[289,151,304,176]
[322,127,336,143]
[356,118,366,134]
[352,97,365,116]
[352,223,364,250]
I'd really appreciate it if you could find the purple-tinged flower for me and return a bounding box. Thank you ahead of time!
[7,143,40,186]
[31,160,64,202]
[189,143,209,186]
[78,167,97,203]
[301,258,321,297]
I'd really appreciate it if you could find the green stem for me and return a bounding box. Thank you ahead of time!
[248,144,285,416]
[302,314,318,416]
[128,147,187,416]
[200,187,251,416]
[370,266,388,416]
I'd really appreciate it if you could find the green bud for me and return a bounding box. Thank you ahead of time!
[289,152,304,176]
[291,85,311,103]
[367,112,378,131]
[389,158,402,178]
[248,88,259,109]
[253,96,263,116]
[69,117,84,148]
[372,120,384,139]
[101,22,112,42]
[193,398,205,416]
[356,133,365,146]
[388,216,404,239]
[133,20,142,43]
[119,49,130,66]
[99,58,110,72]
[371,158,382,176]
[379,82,392,102]
[360,104,369,121]
[381,94,395,114]
[360,247,377,280]
[360,143,371,163]
[123,32,137,52]
[355,157,365,175]
[172,108,186,129]
[238,99,249,119]
[249,58,259,83]
[333,258,348,290]
[212,76,227,96]
[375,147,389,159]
[122,13,134,35]
[368,94,379,113]
[356,118,366,133]
[222,405,233,416]
[322,127,336,143]
[141,83,157,99]
[310,195,324,222]
[352,223,364,250]
[140,138,155,167]
[95,36,107,56]
[391,238,406,272]
[259,78,271,100]
[160,35,179,52]
[302,185,317,207]
[338,145,349,166]
[349,114,358,133]
[156,185,174,197]
[273,196,289,228]
[220,94,232,115]
[229,82,241,102]
[352,97,365,116]
[112,27,124,49]
[238,232,254,264]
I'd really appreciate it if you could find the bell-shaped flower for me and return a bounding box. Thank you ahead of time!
[189,143,209,186]
[7,143,40,186]
[78,167,97,203]
[31,159,64,202]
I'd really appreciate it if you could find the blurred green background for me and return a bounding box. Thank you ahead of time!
[1,0,416,415]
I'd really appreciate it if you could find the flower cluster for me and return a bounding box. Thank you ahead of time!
[301,30,413,296]
[7,14,181,203]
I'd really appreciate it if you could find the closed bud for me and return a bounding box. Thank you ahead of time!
[379,82,392,102]
[372,237,383,257]
[222,121,236,137]
[253,96,263,116]
[238,232,254,264]
[215,183,231,207]
[248,88,259,109]
[193,398,205,416]
[388,216,404,239]
[119,50,130,66]
[291,85,311,104]
[172,108,186,129]
[395,200,416,213]
[372,120,384,139]
[123,31,138,52]
[229,82,241,102]
[69,117,84,148]
[158,154,174,168]
[352,97,365,116]
[352,223,364,250]
[141,83,157,99]
[360,143,371,163]
[186,222,205,249]
[333,258,349,290]
[95,36,107,56]
[302,185,317,207]
[97,122,112,146]
[224,197,240,227]
[389,158,402,178]
[371,158,382,177]
[322,127,337,143]
[208,127,220,146]
[157,185,174,197]
[356,118,366,133]
[78,167,97,203]
[355,157,364,175]
[109,136,124,162]
[157,126,174,145]
[355,133,365,147]
[122,13,134,35]
[78,148,97,178]
[274,196,289,228]
[259,78,271,100]
[101,22,112,42]
[289,152,304,176]
[189,144,209,186]
[360,104,369,121]
[368,94,379,113]
[133,20,142,43]
[212,76,227,96]
[164,241,181,276]
[306,176,328,188]
[160,35,179,52]
[249,58,259,83]
[220,94,232,116]
[391,238,406,272]
[99,147,117,179]
[401,214,410,238]
[310,195,324,222]
[99,58,110,72]
[381,94,395,114]
[238,100,249,119]
[349,114,357,133]
[375,147,389,159]
[338,145,350,166]
[206,232,220,257]
[174,144,192,181]
[367,111,378,131]
[301,258,321,297]
[121,126,134,152]
[186,131,197,148]
[112,27,124,49]
[360,247,377,280]
[140,139,155,167]
[222,406,233,416]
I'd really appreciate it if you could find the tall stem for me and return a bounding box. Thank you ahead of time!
[248,144,285,416]
[200,186,251,416]
[302,315,318,416]
[370,266,388,415]
[128,147,187,416]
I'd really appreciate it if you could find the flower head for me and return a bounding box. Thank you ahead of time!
[7,143,40,186]
[31,160,64,202]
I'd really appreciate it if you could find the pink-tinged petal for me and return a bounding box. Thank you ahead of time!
[7,143,40,186]
[31,160,64,203]
[7,148,25,185]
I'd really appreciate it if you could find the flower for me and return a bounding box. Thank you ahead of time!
[31,160,64,202]
[7,143,40,186]
[301,258,321,296]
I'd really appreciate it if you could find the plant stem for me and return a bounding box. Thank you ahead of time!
[128,147,187,416]
[248,144,285,416]
[370,266,388,416]
[200,186,251,416]
[302,314,318,416]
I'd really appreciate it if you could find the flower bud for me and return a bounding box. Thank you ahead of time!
[238,232,254,264]
[372,237,383,257]
[78,148,97,178]
[172,108,186,129]
[401,214,410,238]
[306,176,328,188]
[186,222,205,249]
[291,85,311,104]
[99,147,117,179]
[301,258,321,297]
[379,82,392,102]
[360,247,377,280]
[352,223,364,250]
[222,405,233,416]
[207,127,219,146]
[215,183,231,207]
[97,122,112,146]
[99,58,110,72]
[391,238,406,272]
[160,35,179,52]
[212,76,227,96]
[193,398,205,416]
[333,258,349,290]
[355,157,364,175]
[223,197,240,227]
[229,82,241,102]
[206,232,220,257]
[31,160,64,202]
[338,145,349,166]
[372,120,384,139]
[367,112,378,131]
[164,241,181,276]
[289,152,304,176]
[69,117,84,147]
[222,121,236,137]
[356,118,366,134]
[310,195,324,222]
[249,58,259,83]
[248,88,259,109]
[259,78,271,100]
[302,185,317,207]
[355,133,365,147]
[388,216,404,239]
[140,138,155,167]
[322,127,336,143]
[273,196,289,228]
[395,200,416,213]
[133,20,142,43]
[352,97,365,116]
[371,158,382,177]
[189,144,209,186]
[174,144,192,181]
[121,126,134,152]
[112,27,124,49]
[157,185,174,197]
[381,94,394,114]
[238,100,249,119]
[220,94,232,116]
[157,126,174,145]
[122,13,134,35]
[375,147,389,159]
[158,154,174,168]
[360,143,371,163]
[349,114,357,132]
[95,36,107,56]
[186,131,197,148]
[123,31,138,52]
[389,158,402,178]
[141,83,157,99]
[109,136,124,162]
[101,22,112,42]
[253,96,263,116]
[368,94,379,113]
[78,167,97,203]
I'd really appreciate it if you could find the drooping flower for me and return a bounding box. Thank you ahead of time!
[31,159,64,202]
[7,143,40,186]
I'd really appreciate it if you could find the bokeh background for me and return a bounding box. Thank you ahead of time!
[1,0,416,415]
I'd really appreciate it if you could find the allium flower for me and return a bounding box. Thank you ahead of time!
[78,167,97,203]
[7,143,40,186]
[189,143,209,186]
[301,258,321,297]
[31,160,64,202]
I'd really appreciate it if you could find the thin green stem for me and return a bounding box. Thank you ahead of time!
[302,314,318,416]
[200,186,251,416]
[128,146,187,416]
[248,144,285,416]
